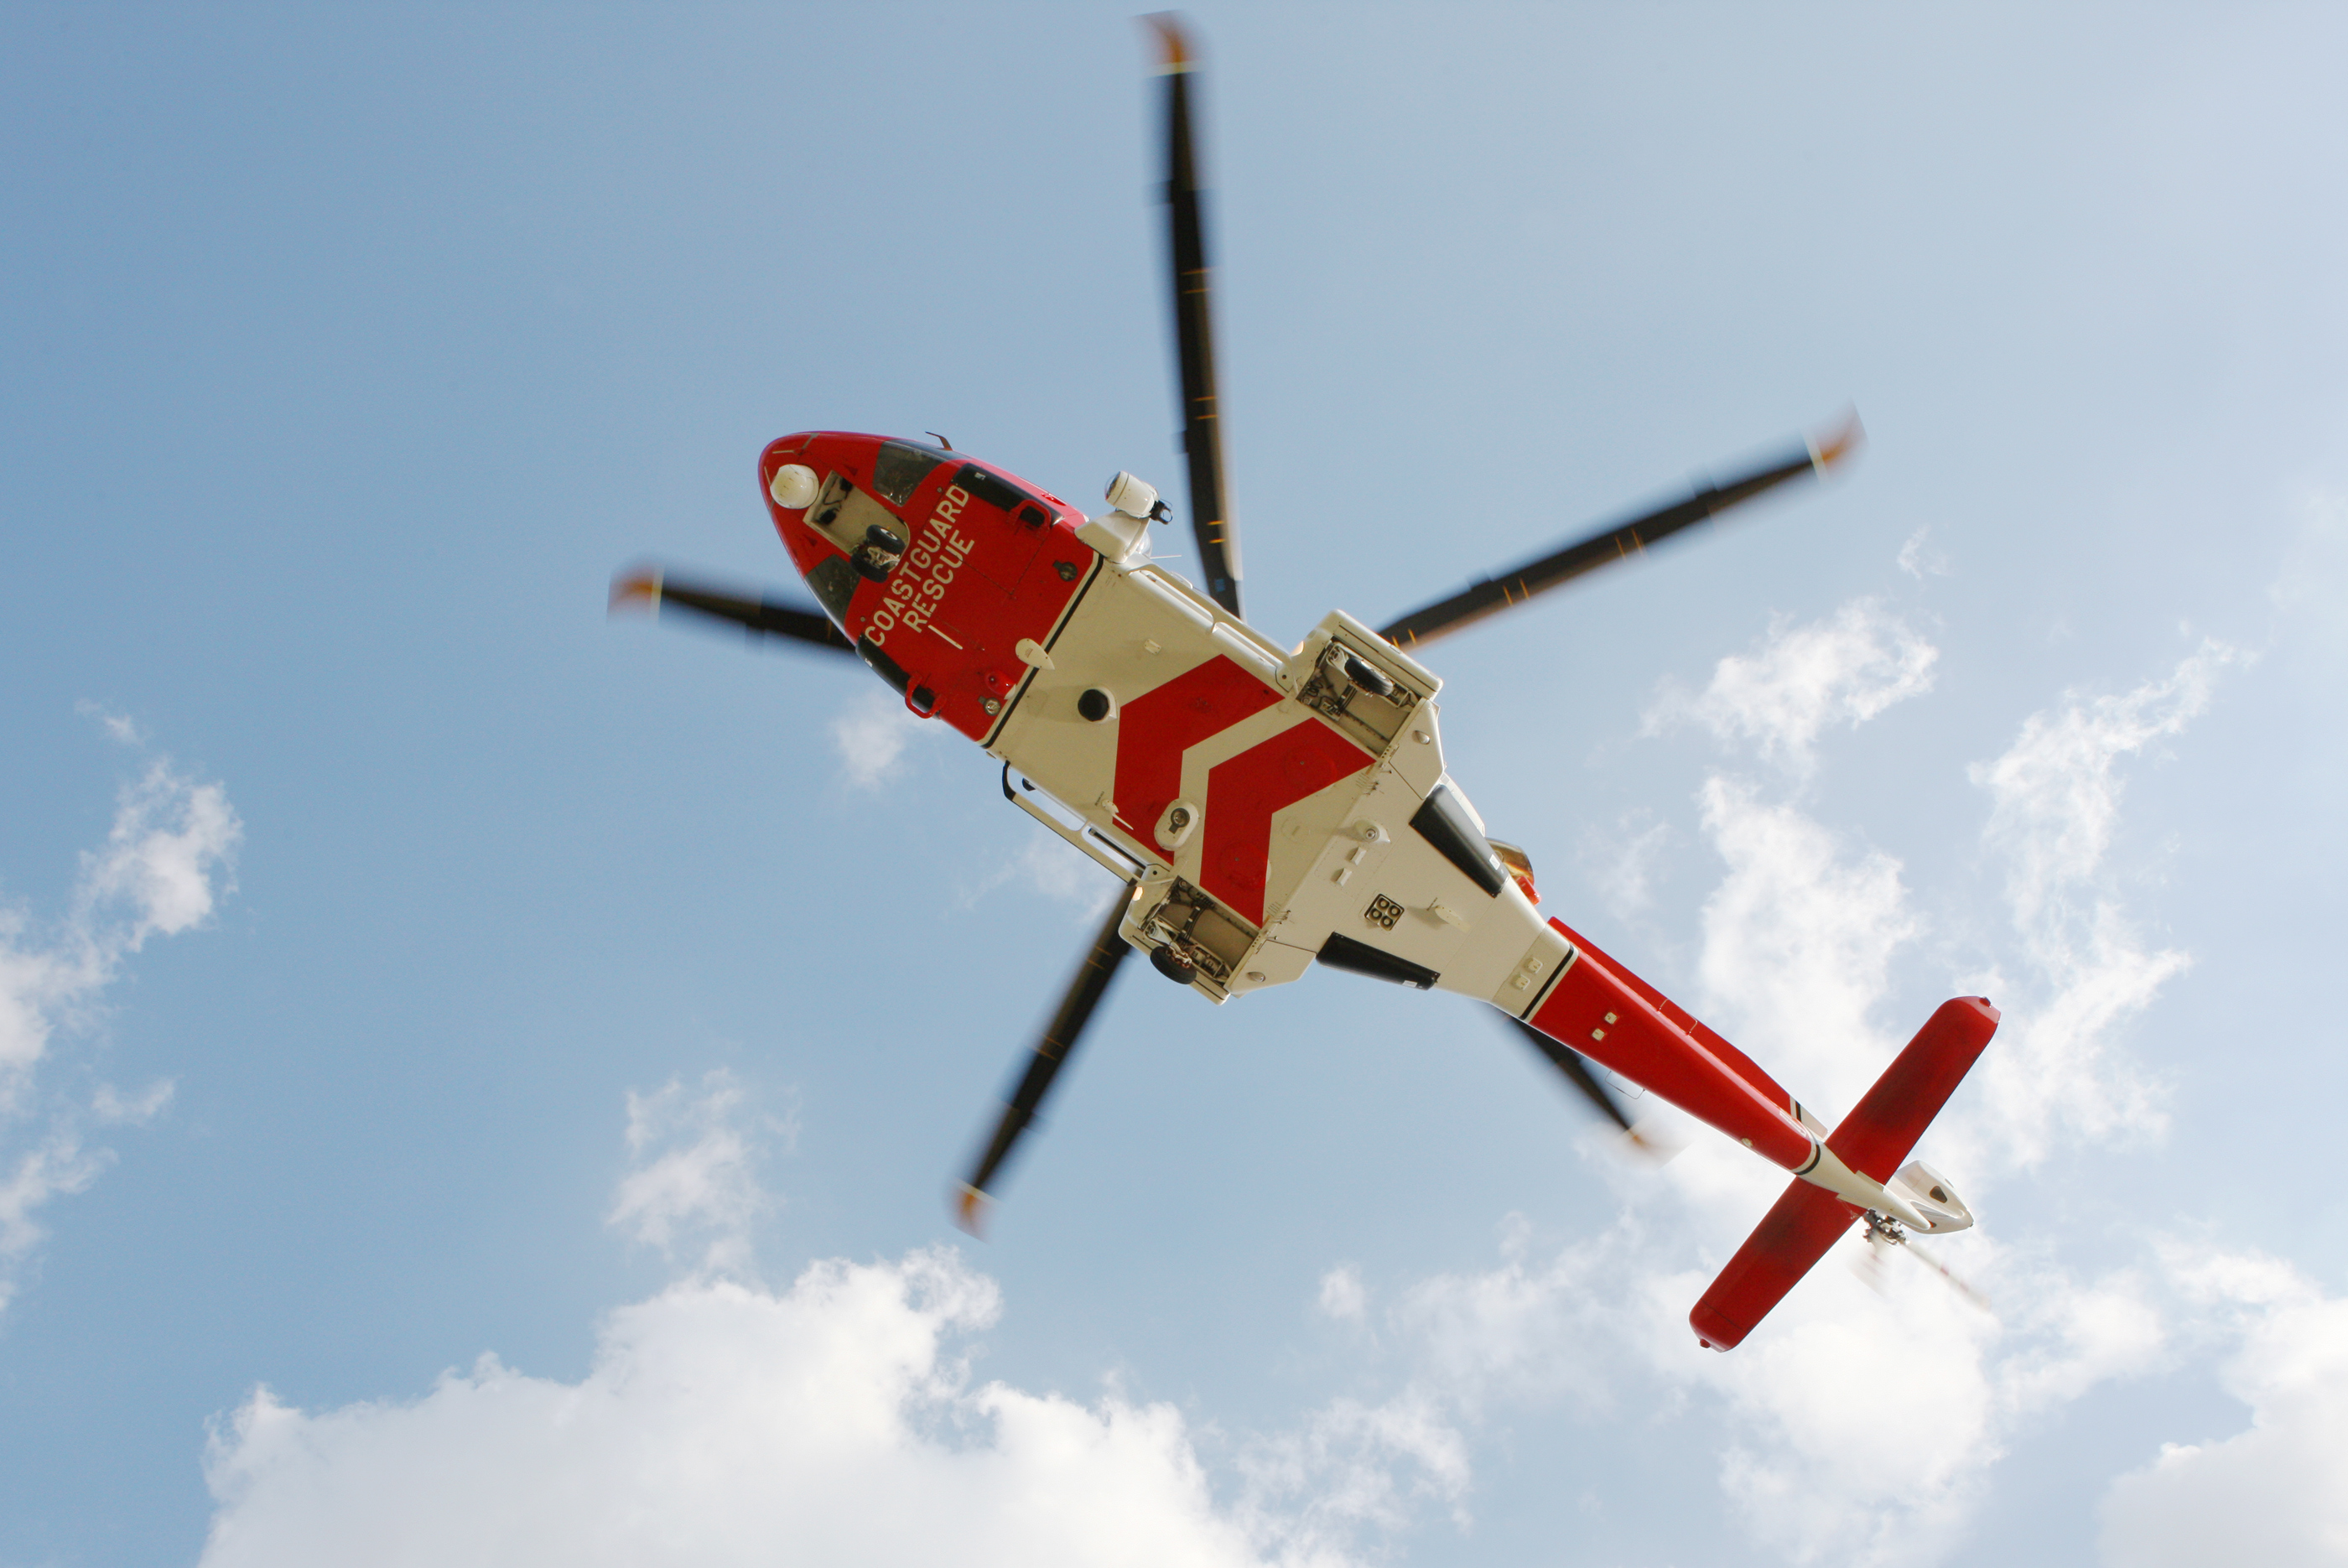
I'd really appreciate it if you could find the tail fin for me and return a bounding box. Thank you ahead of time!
[1690,997,1999,1351]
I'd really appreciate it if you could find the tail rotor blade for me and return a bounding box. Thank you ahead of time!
[610,564,855,654]
[1379,413,1863,652]
[1149,13,1241,616]
[1901,1238,1992,1312]
[955,899,1135,1232]
[1864,1210,1992,1312]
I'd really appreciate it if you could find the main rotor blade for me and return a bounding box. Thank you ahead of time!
[1151,13,1241,616]
[1378,415,1863,652]
[954,898,1135,1233]
[610,565,855,654]
[1505,1016,1635,1134]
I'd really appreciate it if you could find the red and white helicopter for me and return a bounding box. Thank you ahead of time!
[614,17,1997,1351]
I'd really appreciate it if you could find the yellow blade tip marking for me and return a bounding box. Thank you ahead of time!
[1145,12,1192,71]
[608,569,662,615]
[953,1185,992,1238]
[1809,409,1867,473]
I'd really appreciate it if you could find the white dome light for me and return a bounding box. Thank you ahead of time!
[768,463,819,509]
[1103,471,1159,518]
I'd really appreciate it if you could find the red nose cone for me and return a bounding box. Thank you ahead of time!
[756,431,1098,745]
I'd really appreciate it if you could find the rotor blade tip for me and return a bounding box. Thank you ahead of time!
[953,1185,993,1238]
[609,568,662,615]
[1619,1122,1684,1165]
[1808,410,1867,474]
[1143,12,1192,70]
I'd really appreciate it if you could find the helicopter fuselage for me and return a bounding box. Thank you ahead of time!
[759,428,1961,1228]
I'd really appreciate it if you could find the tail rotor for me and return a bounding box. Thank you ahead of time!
[1853,1212,1992,1313]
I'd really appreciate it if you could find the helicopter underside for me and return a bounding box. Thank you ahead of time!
[981,545,1569,1013]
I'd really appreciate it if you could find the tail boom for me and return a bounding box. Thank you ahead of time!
[1526,920,1816,1171]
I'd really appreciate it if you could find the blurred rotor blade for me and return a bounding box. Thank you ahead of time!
[1506,1015,1635,1134]
[955,898,1135,1233]
[610,565,855,653]
[1899,1237,1993,1313]
[1378,413,1863,652]
[1149,13,1241,615]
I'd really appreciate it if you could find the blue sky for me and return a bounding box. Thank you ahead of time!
[5,4,2346,1565]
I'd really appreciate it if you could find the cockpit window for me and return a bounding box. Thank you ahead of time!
[872,441,953,506]
[951,463,1029,513]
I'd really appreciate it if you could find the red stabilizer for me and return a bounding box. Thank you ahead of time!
[1691,1181,1857,1350]
[1688,996,2001,1351]
[1826,996,2000,1183]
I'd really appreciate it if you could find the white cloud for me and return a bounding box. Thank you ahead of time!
[1301,1211,2173,1567]
[952,829,1127,923]
[1316,1265,1367,1324]
[1,738,240,1315]
[1686,1248,2174,1568]
[2101,1249,2348,1568]
[92,1077,176,1125]
[0,1128,107,1298]
[965,832,1119,911]
[200,1249,1342,1568]
[1896,528,1950,579]
[76,701,143,746]
[1966,641,2237,1165]
[608,1070,789,1278]
[79,758,242,942]
[1577,807,1671,922]
[1650,600,1938,777]
[204,1083,1406,1568]
[1239,1389,1472,1545]
[1694,776,1918,1107]
[1245,1224,1629,1552]
[1971,640,2232,937]
[1010,832,1114,907]
[831,688,931,788]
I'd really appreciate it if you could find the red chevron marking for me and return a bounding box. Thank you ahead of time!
[1111,655,1281,840]
[1199,719,1373,925]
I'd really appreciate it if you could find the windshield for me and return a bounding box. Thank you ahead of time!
[872,440,953,506]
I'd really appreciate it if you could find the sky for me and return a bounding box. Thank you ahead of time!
[5,3,2348,1565]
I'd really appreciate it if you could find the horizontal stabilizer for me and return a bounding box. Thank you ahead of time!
[1691,1179,1856,1351]
[1689,996,2000,1351]
[1826,996,1999,1183]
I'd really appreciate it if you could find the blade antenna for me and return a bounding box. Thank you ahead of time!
[954,898,1136,1233]
[1150,13,1242,616]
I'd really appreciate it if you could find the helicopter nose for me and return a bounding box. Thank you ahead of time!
[768,462,819,509]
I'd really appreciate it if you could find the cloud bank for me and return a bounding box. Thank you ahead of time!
[2101,1249,2348,1567]
[202,1249,1335,1568]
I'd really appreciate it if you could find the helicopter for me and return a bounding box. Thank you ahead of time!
[611,15,1997,1351]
